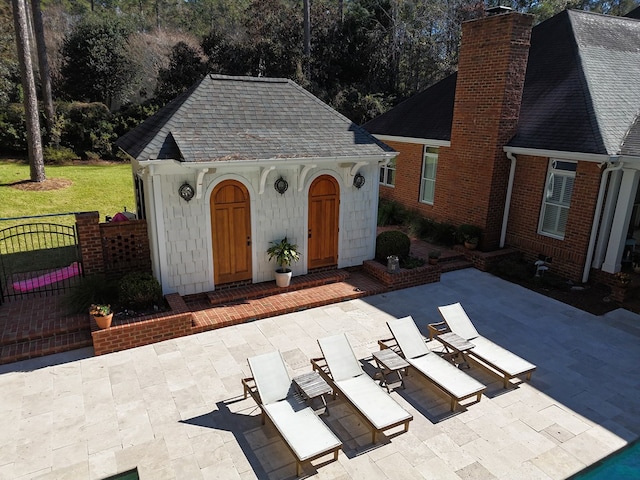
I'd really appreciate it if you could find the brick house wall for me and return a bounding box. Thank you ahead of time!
[379,141,426,209]
[506,155,602,281]
[436,13,533,250]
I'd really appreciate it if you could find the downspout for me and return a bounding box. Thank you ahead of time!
[500,152,517,248]
[582,160,624,283]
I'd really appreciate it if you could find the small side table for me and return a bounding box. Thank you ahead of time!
[435,332,475,369]
[372,348,410,392]
[293,370,333,415]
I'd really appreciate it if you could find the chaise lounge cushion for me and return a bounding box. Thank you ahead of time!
[247,351,341,464]
[437,303,536,385]
[318,333,412,433]
[263,398,341,462]
[387,316,485,402]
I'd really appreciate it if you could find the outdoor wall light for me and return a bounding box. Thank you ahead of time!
[274,176,288,195]
[179,182,195,202]
[353,173,365,189]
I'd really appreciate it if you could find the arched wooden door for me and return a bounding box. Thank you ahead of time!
[211,180,252,285]
[308,175,340,269]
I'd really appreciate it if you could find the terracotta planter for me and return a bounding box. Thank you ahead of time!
[464,241,477,250]
[93,313,113,329]
[428,258,439,265]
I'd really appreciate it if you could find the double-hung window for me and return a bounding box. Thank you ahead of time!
[379,157,396,186]
[539,159,576,239]
[419,146,438,204]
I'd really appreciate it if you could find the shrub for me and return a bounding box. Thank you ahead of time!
[432,222,457,245]
[493,258,532,282]
[43,146,79,165]
[401,255,425,269]
[58,101,116,159]
[375,230,411,262]
[0,104,27,154]
[377,199,406,226]
[118,272,162,309]
[64,275,118,313]
[410,216,436,240]
[456,224,483,244]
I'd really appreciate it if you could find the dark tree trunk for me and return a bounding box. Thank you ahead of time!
[30,0,56,145]
[11,0,45,182]
[303,0,311,80]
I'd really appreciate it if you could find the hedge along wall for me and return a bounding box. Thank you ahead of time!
[75,211,152,278]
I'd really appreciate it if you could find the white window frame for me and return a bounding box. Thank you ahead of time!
[538,159,576,240]
[419,146,438,205]
[379,157,396,187]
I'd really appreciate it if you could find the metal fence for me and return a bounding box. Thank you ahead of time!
[0,213,85,303]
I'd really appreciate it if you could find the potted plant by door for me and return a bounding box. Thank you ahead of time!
[267,237,301,287]
[89,303,113,329]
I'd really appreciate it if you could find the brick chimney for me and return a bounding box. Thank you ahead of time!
[436,11,533,249]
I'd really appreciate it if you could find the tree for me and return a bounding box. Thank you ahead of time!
[11,0,45,182]
[243,0,303,78]
[0,1,20,106]
[30,0,56,144]
[60,16,137,109]
[155,41,206,103]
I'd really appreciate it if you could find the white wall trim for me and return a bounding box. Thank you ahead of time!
[373,134,450,147]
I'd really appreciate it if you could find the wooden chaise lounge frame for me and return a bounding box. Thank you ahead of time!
[242,350,341,476]
[386,316,486,411]
[436,302,537,389]
[311,333,413,444]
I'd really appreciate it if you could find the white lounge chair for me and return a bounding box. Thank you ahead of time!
[386,316,485,411]
[437,303,536,388]
[243,350,341,476]
[312,333,413,443]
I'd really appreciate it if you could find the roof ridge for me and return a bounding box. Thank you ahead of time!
[567,8,640,23]
[285,79,393,150]
[207,74,289,84]
[566,10,607,154]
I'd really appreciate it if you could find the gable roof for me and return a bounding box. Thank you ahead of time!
[363,9,640,157]
[116,75,394,162]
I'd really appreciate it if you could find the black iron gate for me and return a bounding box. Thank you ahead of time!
[0,215,84,303]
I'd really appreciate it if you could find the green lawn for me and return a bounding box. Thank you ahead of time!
[0,160,136,223]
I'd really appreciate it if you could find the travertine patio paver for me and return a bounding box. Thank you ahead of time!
[1,268,639,479]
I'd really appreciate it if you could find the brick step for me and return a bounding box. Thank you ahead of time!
[192,272,386,332]
[441,259,474,273]
[0,314,90,347]
[206,269,350,306]
[0,330,93,366]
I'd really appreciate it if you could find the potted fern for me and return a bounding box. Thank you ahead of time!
[267,236,301,287]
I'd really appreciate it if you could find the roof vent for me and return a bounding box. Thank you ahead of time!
[486,5,513,16]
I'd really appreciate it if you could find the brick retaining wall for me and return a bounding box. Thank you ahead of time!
[362,260,440,289]
[92,293,194,355]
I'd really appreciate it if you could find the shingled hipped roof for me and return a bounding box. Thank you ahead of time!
[116,75,394,162]
[364,9,640,157]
